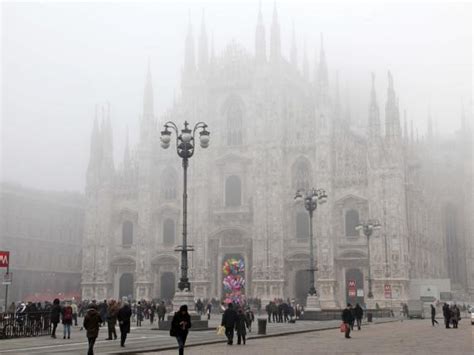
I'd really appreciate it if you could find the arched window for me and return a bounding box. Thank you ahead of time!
[122,221,133,246]
[296,211,309,240]
[345,209,359,237]
[161,169,178,200]
[225,175,242,207]
[292,159,311,190]
[225,97,243,146]
[163,218,175,245]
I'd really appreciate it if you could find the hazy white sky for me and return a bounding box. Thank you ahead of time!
[1,0,472,191]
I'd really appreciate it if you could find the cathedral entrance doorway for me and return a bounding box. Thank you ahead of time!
[295,269,310,305]
[345,268,364,306]
[160,272,175,300]
[119,273,134,299]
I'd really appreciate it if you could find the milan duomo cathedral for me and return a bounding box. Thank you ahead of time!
[81,5,473,308]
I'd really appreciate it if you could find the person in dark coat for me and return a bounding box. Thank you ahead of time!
[442,303,451,328]
[50,298,61,338]
[354,303,364,330]
[451,304,460,328]
[117,302,132,347]
[430,304,439,326]
[157,301,167,322]
[83,303,102,355]
[106,300,119,340]
[235,308,248,345]
[170,305,191,355]
[98,300,108,326]
[221,303,238,345]
[342,303,354,339]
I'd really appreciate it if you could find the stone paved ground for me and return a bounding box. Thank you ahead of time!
[154,319,473,355]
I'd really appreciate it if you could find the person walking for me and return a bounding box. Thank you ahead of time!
[235,307,248,345]
[430,304,439,326]
[117,301,132,347]
[106,299,119,340]
[71,301,78,327]
[451,304,460,328]
[61,301,73,339]
[354,303,364,330]
[170,305,191,355]
[245,307,255,332]
[206,302,212,320]
[98,300,108,326]
[83,303,102,355]
[221,303,238,345]
[342,304,354,339]
[50,298,61,339]
[442,303,451,328]
[157,301,167,322]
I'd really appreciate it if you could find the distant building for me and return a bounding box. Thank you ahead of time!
[81,4,473,306]
[0,183,85,302]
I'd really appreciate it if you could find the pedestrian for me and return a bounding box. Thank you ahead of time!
[235,307,248,345]
[83,303,102,355]
[342,303,354,339]
[157,301,167,322]
[430,304,439,326]
[442,303,451,328]
[245,307,255,332]
[206,302,212,320]
[71,301,78,326]
[61,301,73,339]
[117,301,132,347]
[451,304,460,328]
[50,298,61,339]
[265,301,272,323]
[354,303,364,330]
[170,305,191,355]
[106,299,118,340]
[150,303,156,324]
[221,303,238,345]
[98,300,108,326]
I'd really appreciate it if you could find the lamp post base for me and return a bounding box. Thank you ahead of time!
[306,294,322,311]
[172,289,197,314]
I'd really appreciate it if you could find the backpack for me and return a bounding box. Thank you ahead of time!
[63,306,73,321]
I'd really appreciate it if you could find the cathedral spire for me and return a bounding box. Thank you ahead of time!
[88,107,101,172]
[143,61,154,118]
[198,9,208,73]
[255,1,266,65]
[270,1,281,63]
[368,72,381,138]
[385,70,401,140]
[334,70,341,120]
[403,110,408,140]
[290,21,297,67]
[101,103,114,174]
[318,33,329,102]
[302,39,309,79]
[184,13,196,76]
[123,126,131,170]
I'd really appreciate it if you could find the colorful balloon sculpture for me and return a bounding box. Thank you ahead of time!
[222,258,245,304]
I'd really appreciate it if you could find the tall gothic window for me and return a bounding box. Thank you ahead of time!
[296,211,309,240]
[292,158,311,190]
[122,220,133,246]
[225,175,242,207]
[161,168,177,200]
[345,209,359,237]
[225,97,243,146]
[163,218,175,245]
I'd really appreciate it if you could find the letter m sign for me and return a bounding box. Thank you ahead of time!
[0,251,9,268]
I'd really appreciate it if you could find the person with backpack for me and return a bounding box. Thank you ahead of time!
[170,305,191,355]
[61,301,73,339]
[83,303,102,355]
[117,301,132,347]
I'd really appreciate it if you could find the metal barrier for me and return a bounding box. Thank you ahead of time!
[0,312,51,339]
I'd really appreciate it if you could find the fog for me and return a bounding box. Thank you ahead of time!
[1,0,472,192]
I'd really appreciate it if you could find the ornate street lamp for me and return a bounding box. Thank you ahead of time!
[294,188,327,298]
[355,219,381,299]
[160,120,210,292]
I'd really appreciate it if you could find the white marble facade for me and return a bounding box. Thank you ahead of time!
[81,5,473,307]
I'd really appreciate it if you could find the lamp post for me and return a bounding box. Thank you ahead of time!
[160,120,210,292]
[355,220,381,299]
[294,188,327,300]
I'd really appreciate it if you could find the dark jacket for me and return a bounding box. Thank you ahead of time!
[50,304,61,324]
[342,308,354,323]
[235,312,248,335]
[117,304,132,333]
[171,311,191,336]
[354,304,364,319]
[221,308,238,328]
[431,305,436,317]
[83,308,102,338]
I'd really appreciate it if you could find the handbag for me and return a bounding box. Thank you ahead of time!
[340,323,347,333]
[217,325,226,336]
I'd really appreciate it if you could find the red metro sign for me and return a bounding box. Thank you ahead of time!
[0,251,10,268]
